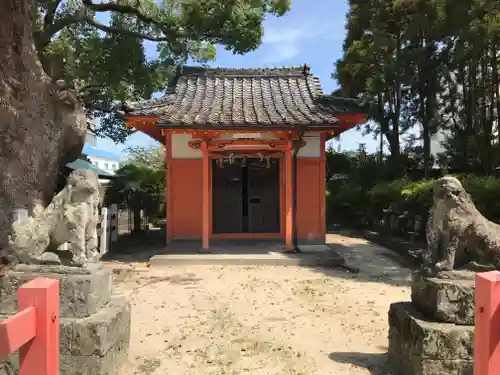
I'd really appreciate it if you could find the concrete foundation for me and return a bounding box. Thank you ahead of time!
[0,264,130,375]
[150,244,345,267]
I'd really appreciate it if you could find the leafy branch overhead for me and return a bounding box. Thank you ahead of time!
[35,0,291,142]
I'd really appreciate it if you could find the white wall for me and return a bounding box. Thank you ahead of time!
[88,156,120,175]
[171,132,322,159]
[297,133,321,158]
[172,134,201,159]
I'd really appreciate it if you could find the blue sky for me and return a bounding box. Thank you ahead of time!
[96,0,379,159]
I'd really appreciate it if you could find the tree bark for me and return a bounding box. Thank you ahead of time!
[493,40,500,148]
[0,0,87,248]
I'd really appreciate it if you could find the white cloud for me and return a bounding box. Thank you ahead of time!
[262,42,301,63]
[261,23,333,63]
[262,27,305,44]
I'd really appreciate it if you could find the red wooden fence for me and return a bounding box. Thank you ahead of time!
[0,278,59,375]
[475,271,500,375]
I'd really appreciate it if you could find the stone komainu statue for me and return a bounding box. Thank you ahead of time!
[425,176,500,271]
[7,169,102,265]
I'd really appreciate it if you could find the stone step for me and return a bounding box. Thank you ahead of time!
[149,249,345,267]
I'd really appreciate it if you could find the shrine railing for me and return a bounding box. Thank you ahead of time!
[0,278,60,375]
[475,271,500,375]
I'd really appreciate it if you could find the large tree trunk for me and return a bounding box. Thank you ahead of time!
[0,0,87,248]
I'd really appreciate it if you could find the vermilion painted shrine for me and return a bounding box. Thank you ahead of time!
[121,65,366,249]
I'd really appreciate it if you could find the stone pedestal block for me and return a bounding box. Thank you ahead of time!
[388,302,473,375]
[59,296,131,375]
[0,265,130,375]
[0,264,112,318]
[411,271,475,325]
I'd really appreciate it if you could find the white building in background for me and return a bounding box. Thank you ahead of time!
[83,132,121,177]
[430,128,449,167]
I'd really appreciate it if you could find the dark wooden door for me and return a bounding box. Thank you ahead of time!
[247,159,280,233]
[212,160,243,233]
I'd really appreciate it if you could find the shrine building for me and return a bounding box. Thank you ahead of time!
[121,65,366,250]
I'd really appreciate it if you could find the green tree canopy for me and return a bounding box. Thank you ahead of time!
[124,145,165,169]
[104,161,166,220]
[36,0,291,142]
[335,0,500,175]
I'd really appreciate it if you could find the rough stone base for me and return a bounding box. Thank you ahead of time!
[60,296,131,375]
[1,296,131,375]
[0,264,130,375]
[411,271,475,325]
[0,264,112,318]
[388,302,473,375]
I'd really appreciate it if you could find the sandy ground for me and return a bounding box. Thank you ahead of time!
[110,233,412,375]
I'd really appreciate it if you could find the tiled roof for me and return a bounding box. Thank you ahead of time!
[123,65,365,130]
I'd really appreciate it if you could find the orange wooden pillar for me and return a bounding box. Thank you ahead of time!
[474,271,500,375]
[285,140,293,249]
[165,132,173,244]
[319,132,326,239]
[201,139,210,249]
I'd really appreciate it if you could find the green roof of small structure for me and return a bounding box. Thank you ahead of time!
[66,159,114,178]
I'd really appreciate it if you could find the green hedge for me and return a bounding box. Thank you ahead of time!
[327,174,500,227]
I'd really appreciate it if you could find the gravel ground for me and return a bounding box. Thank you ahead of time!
[110,233,412,375]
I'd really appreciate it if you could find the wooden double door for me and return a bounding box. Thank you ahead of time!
[212,158,280,234]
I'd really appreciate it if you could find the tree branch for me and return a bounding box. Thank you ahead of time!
[43,0,63,27]
[36,0,183,51]
[82,0,160,27]
[81,0,181,40]
[85,102,116,113]
[36,7,86,50]
[82,16,172,42]
[79,83,107,94]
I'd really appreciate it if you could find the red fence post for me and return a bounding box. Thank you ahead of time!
[474,271,500,375]
[18,278,60,375]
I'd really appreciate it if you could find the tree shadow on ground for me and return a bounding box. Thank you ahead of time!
[300,230,414,286]
[328,351,395,375]
[101,227,415,287]
[101,226,168,263]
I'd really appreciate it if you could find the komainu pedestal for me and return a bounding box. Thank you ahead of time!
[411,271,475,325]
[387,176,497,375]
[388,271,475,375]
[389,302,473,375]
[0,264,131,375]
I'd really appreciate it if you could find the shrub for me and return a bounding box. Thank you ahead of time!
[327,180,366,225]
[360,175,500,226]
[367,179,408,216]
[400,179,434,217]
[461,175,500,222]
[324,149,500,226]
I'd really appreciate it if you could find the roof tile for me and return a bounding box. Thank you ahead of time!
[124,65,365,130]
